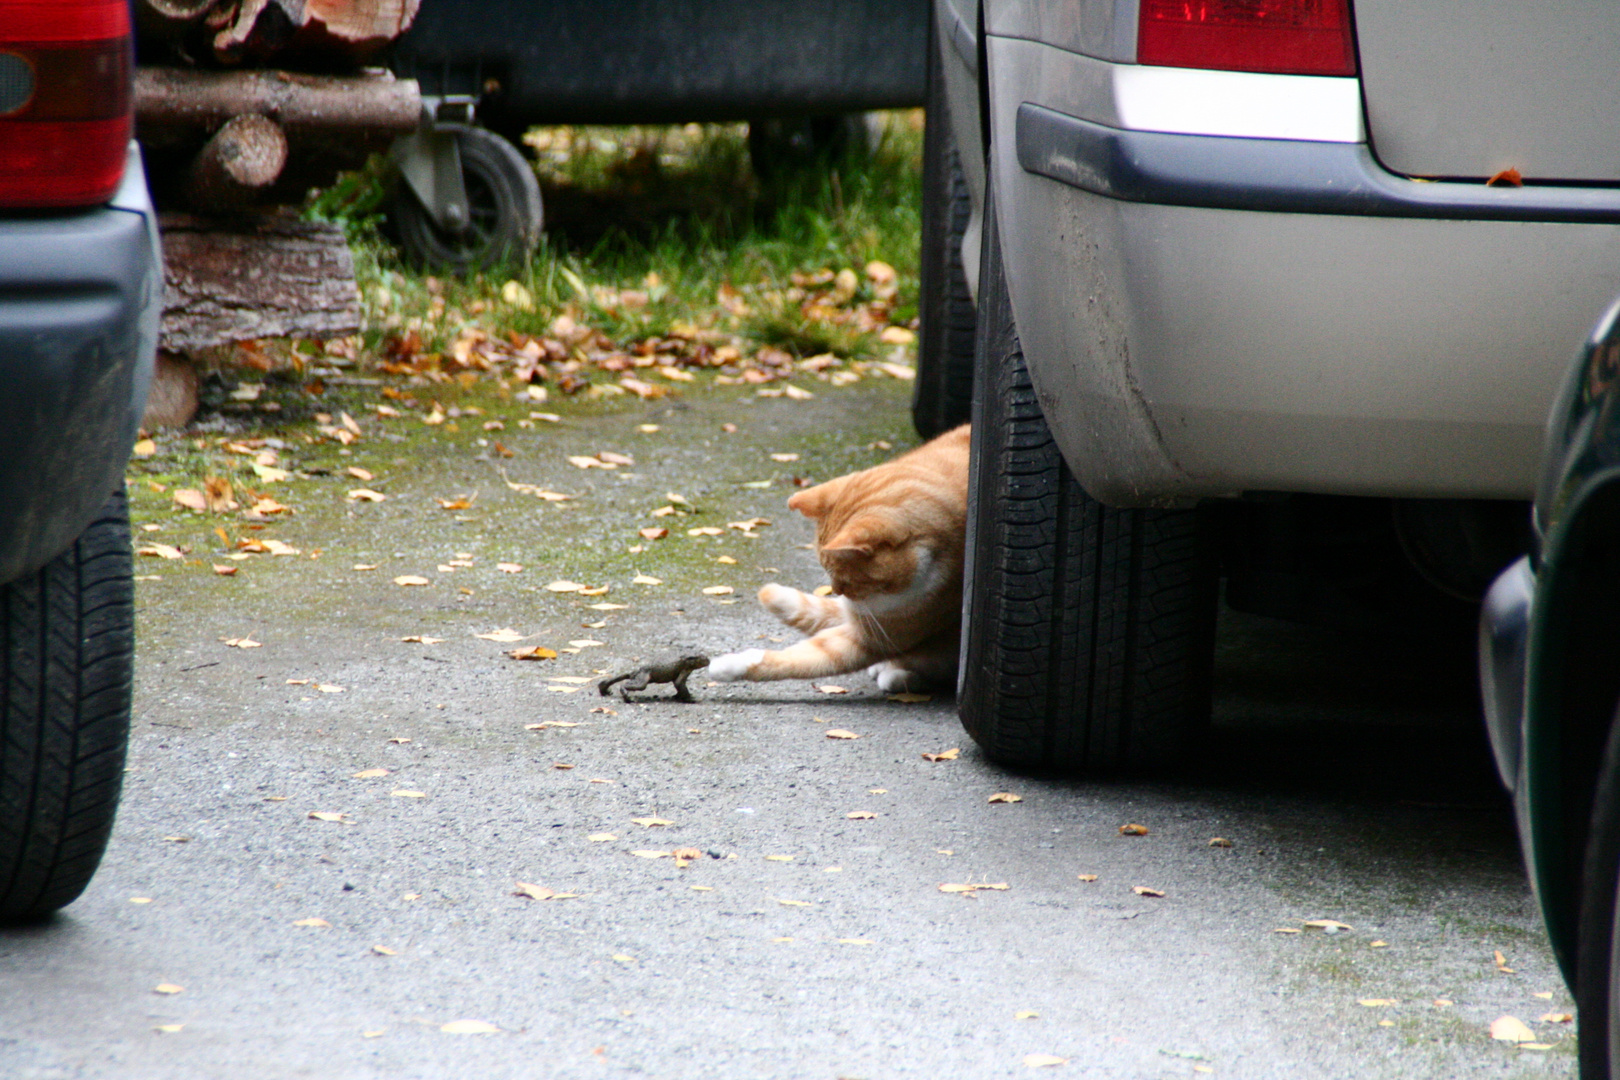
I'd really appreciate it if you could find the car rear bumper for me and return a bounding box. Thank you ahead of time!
[989,36,1620,506]
[0,143,159,583]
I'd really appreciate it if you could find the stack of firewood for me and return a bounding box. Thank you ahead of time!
[134,0,423,427]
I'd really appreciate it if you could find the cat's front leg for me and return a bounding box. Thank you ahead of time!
[758,583,845,634]
[709,623,882,682]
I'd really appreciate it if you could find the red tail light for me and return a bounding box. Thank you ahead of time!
[0,0,132,209]
[1138,0,1357,77]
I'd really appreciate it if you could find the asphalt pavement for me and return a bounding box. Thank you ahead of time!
[0,378,1574,1078]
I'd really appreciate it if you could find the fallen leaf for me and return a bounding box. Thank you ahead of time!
[132,438,156,458]
[815,685,849,695]
[1208,837,1233,848]
[546,580,586,592]
[497,563,523,574]
[639,527,668,540]
[547,676,594,684]
[988,792,1023,804]
[439,1019,498,1035]
[552,763,574,770]
[939,882,1010,895]
[527,721,581,729]
[1487,166,1524,188]
[770,453,800,462]
[812,584,834,596]
[1358,998,1398,1007]
[1132,886,1165,897]
[347,466,374,481]
[834,938,873,945]
[354,564,378,571]
[672,847,703,861]
[588,833,617,842]
[922,748,960,762]
[1023,1054,1068,1068]
[253,464,290,483]
[513,882,577,901]
[350,768,390,779]
[1077,874,1098,883]
[508,646,558,660]
[631,817,674,827]
[568,455,613,470]
[880,326,916,345]
[1533,992,1555,1000]
[221,636,261,649]
[1119,823,1149,836]
[263,540,300,556]
[371,945,398,956]
[632,574,662,585]
[1539,1012,1574,1023]
[1495,949,1515,972]
[687,526,724,537]
[845,811,877,820]
[400,635,445,644]
[316,684,344,694]
[130,896,153,904]
[1303,919,1353,932]
[138,543,185,560]
[765,855,795,862]
[777,898,812,907]
[394,575,431,587]
[154,1024,184,1034]
[391,790,426,799]
[292,918,331,928]
[153,984,184,995]
[476,628,526,642]
[629,850,671,859]
[1015,1010,1040,1021]
[212,564,237,576]
[825,729,860,740]
[1370,940,1388,948]
[1489,1015,1536,1043]
[1273,928,1303,934]
[347,488,386,503]
[436,496,474,510]
[701,585,734,596]
[569,640,604,648]
[171,490,208,513]
[887,692,932,703]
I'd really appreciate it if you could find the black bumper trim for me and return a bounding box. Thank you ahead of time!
[1016,103,1620,224]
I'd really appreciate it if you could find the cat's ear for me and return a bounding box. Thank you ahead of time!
[826,514,903,554]
[787,476,846,519]
[821,543,871,566]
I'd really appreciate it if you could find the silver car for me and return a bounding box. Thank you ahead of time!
[917,1,1620,775]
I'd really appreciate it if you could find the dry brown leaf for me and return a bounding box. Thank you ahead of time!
[545,580,586,592]
[350,768,390,779]
[497,562,523,574]
[263,539,299,556]
[221,636,261,649]
[153,983,184,995]
[212,564,237,576]
[394,575,430,587]
[988,792,1023,804]
[552,763,574,770]
[512,882,577,901]
[391,790,426,799]
[922,748,960,762]
[347,488,386,503]
[631,816,674,827]
[1132,886,1165,897]
[702,585,734,596]
[476,628,526,642]
[587,833,617,842]
[1077,874,1098,883]
[887,692,932,703]
[1540,1012,1574,1023]
[846,811,877,820]
[1209,837,1233,848]
[1486,167,1524,188]
[825,729,860,740]
[1119,823,1149,835]
[292,917,331,928]
[672,847,703,860]
[172,489,207,512]
[639,527,668,540]
[371,945,398,956]
[629,850,671,859]
[939,882,1009,894]
[1358,999,1398,1007]
[400,635,445,644]
[815,685,849,695]
[138,543,185,560]
[437,496,474,510]
[507,646,558,660]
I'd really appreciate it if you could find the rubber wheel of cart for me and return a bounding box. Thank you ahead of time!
[391,127,543,272]
[1576,697,1620,1080]
[957,194,1218,775]
[0,490,134,922]
[913,20,976,440]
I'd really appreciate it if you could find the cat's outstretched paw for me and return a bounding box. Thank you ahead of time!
[707,649,763,682]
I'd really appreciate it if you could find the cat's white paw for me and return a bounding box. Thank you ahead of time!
[871,662,923,693]
[707,649,764,682]
[758,583,795,616]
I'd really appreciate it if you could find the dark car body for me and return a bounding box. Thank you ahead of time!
[1481,297,1620,988]
[390,0,929,131]
[0,142,159,584]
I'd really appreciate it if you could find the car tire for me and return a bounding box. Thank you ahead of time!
[0,489,134,922]
[1577,698,1620,1079]
[391,126,543,272]
[912,20,976,440]
[957,193,1218,775]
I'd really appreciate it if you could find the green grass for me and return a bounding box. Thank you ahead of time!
[313,114,924,363]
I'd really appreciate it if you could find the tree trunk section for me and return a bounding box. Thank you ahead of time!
[183,114,288,212]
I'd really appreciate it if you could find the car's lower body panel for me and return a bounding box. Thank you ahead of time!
[987,36,1620,506]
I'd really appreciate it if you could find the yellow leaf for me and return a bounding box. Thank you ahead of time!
[1023,1054,1068,1068]
[132,438,156,458]
[400,635,445,644]
[513,882,559,900]
[292,918,330,928]
[1132,885,1165,897]
[394,575,431,587]
[1077,874,1098,883]
[988,792,1023,804]
[1303,919,1353,932]
[587,833,617,842]
[439,1019,498,1035]
[825,729,860,740]
[1208,837,1233,848]
[765,855,795,862]
[476,628,526,642]
[814,684,848,694]
[887,692,932,703]
[497,563,523,573]
[347,466,374,481]
[391,790,426,799]
[1358,999,1398,1007]
[346,488,386,502]
[1015,1011,1040,1020]
[139,543,185,560]
[371,945,398,956]
[1119,823,1149,835]
[1489,1015,1536,1043]
[307,811,346,822]
[221,636,261,649]
[153,983,184,995]
[631,817,674,827]
[687,526,724,536]
[1539,1012,1574,1023]
[632,574,662,585]
[546,580,586,592]
[701,585,734,596]
[777,898,812,907]
[846,811,877,820]
[316,684,344,694]
[922,748,959,762]
[508,646,558,660]
[130,896,153,904]
[350,768,390,779]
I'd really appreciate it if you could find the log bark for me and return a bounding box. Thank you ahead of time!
[135,0,419,65]
[183,113,288,212]
[136,66,420,147]
[159,213,360,353]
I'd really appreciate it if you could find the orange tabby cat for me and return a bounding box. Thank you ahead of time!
[708,424,969,692]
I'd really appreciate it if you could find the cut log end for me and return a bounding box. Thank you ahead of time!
[183,114,289,212]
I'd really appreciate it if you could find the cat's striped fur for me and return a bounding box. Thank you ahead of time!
[708,424,969,691]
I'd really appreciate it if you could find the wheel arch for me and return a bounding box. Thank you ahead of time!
[1524,469,1620,982]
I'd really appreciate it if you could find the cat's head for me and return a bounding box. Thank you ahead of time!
[789,480,919,600]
